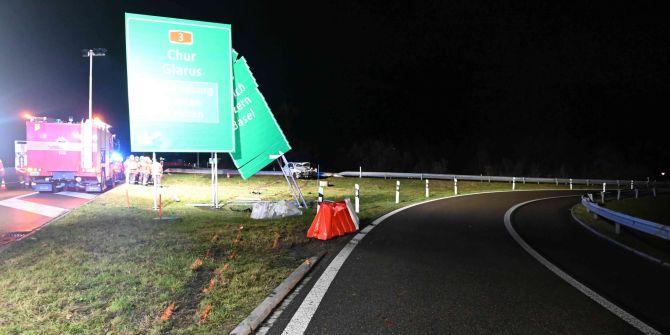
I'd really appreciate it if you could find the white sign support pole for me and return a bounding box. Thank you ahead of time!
[214,152,219,208]
[355,183,360,213]
[153,152,158,210]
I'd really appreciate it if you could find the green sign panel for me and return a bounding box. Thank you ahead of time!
[230,56,291,179]
[125,13,234,152]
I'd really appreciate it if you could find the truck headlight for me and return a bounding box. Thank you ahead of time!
[45,177,51,182]
[75,177,82,183]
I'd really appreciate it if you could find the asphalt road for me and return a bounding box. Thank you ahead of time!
[0,190,96,246]
[265,190,668,334]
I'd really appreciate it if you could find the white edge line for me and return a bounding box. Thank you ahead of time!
[282,189,583,335]
[569,205,670,269]
[504,196,661,335]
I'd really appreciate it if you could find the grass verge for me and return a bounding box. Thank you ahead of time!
[0,174,578,334]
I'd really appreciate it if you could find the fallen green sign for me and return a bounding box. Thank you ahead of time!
[230,56,291,179]
[125,13,234,152]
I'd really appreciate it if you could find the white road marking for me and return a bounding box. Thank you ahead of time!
[56,191,97,200]
[504,196,661,335]
[256,274,314,335]
[0,198,67,218]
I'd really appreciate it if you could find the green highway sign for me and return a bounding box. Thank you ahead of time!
[125,13,234,152]
[230,56,291,179]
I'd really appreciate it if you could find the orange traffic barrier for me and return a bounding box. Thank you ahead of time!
[307,201,357,240]
[0,177,6,191]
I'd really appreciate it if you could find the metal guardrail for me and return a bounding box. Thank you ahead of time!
[166,168,666,188]
[581,196,670,241]
[338,171,659,187]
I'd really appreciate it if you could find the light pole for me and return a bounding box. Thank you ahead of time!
[81,48,107,120]
[81,48,106,171]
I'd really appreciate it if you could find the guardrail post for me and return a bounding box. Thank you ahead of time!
[355,183,360,213]
[425,179,429,198]
[617,189,621,201]
[522,177,526,184]
[488,175,491,183]
[512,177,516,190]
[454,177,458,195]
[570,178,573,190]
[615,223,620,234]
[635,188,639,199]
[617,180,620,187]
[555,178,558,186]
[653,187,656,197]
[395,180,400,204]
[586,179,590,187]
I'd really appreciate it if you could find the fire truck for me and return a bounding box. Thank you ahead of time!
[15,116,118,192]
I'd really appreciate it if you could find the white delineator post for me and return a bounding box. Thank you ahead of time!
[512,177,516,190]
[395,180,400,204]
[318,186,324,204]
[570,178,573,190]
[653,188,657,197]
[425,179,430,198]
[601,182,606,204]
[635,188,639,199]
[354,183,360,213]
[630,180,634,190]
[453,177,458,195]
[617,189,621,200]
[317,186,324,212]
[359,166,362,178]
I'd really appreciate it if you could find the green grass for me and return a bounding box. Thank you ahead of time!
[573,199,670,263]
[605,194,670,225]
[0,174,578,334]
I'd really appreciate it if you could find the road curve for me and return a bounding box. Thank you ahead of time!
[512,196,670,334]
[266,190,656,334]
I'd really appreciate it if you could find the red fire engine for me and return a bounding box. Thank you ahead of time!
[15,116,118,192]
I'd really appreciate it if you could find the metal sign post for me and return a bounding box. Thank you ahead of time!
[210,152,220,208]
[274,154,307,208]
[153,152,158,210]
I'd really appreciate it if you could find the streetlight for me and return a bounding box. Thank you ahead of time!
[81,48,106,171]
[81,48,107,121]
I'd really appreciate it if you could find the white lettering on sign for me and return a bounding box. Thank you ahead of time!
[163,49,202,77]
[167,49,197,62]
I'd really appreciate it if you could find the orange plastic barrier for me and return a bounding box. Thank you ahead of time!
[307,201,357,240]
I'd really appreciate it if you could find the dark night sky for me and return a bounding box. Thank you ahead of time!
[1,1,668,178]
